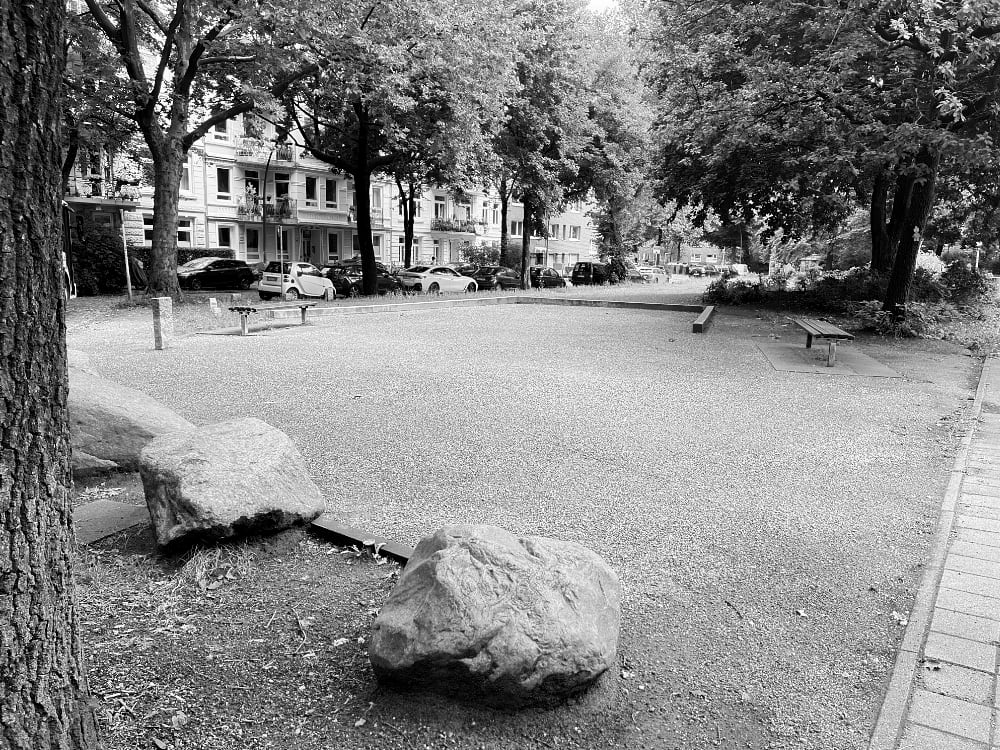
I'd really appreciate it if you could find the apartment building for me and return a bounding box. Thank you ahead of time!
[65,116,597,274]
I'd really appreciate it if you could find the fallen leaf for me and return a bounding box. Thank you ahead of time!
[152,738,167,749]
[354,718,366,727]
[170,710,188,730]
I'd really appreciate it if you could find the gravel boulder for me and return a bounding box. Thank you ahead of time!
[139,417,325,547]
[369,524,621,707]
[69,360,194,476]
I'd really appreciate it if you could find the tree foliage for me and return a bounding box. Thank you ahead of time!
[641,0,1000,313]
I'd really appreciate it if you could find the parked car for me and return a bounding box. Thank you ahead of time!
[638,266,670,283]
[177,257,256,290]
[258,261,335,300]
[396,265,478,293]
[571,261,613,285]
[529,266,567,288]
[321,261,402,296]
[688,264,720,277]
[471,265,512,291]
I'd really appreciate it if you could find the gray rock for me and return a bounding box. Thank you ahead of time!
[69,363,194,476]
[139,417,325,547]
[369,524,621,707]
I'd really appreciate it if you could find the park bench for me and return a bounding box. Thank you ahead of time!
[228,302,318,336]
[791,317,854,366]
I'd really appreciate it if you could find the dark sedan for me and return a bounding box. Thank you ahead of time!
[471,265,513,291]
[529,266,567,288]
[177,257,256,290]
[321,261,402,296]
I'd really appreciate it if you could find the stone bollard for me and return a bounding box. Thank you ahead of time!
[151,297,173,350]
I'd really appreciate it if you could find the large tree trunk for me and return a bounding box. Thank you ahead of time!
[147,140,185,298]
[870,169,892,273]
[499,175,510,254]
[354,168,377,295]
[395,177,418,268]
[1,1,101,748]
[882,146,941,317]
[520,195,532,289]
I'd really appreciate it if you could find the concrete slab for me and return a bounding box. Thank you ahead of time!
[929,608,1000,644]
[756,341,899,377]
[918,661,994,704]
[907,689,992,742]
[73,500,149,545]
[922,631,996,672]
[898,723,987,750]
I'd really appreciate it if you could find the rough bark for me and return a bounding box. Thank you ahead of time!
[882,146,941,317]
[395,177,418,268]
[520,195,532,289]
[869,169,892,273]
[1,0,101,747]
[498,174,511,255]
[147,140,185,297]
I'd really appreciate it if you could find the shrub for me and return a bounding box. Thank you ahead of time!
[852,299,956,339]
[703,277,766,305]
[939,261,992,303]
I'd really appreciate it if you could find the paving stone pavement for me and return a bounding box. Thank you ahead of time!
[871,357,1000,749]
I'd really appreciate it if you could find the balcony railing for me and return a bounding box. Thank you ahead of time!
[66,178,141,201]
[234,137,296,163]
[431,217,483,233]
[236,196,297,221]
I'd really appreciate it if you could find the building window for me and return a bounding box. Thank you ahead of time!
[372,234,383,260]
[305,176,318,207]
[216,167,231,200]
[143,214,154,244]
[274,172,290,198]
[706,253,717,263]
[510,220,523,236]
[246,228,260,261]
[180,162,190,193]
[432,238,440,261]
[434,196,446,219]
[456,201,470,220]
[244,169,259,195]
[397,236,406,262]
[217,226,232,248]
[690,253,702,262]
[569,225,581,241]
[212,121,228,141]
[177,218,193,247]
[324,179,337,209]
[327,231,339,263]
[549,223,559,238]
[481,202,489,223]
[371,185,383,205]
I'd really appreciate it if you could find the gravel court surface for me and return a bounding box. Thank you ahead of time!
[67,295,978,749]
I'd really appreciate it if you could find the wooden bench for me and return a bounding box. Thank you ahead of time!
[791,317,854,366]
[228,302,318,336]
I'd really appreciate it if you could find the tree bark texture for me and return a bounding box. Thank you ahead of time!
[520,195,532,290]
[147,141,185,298]
[0,1,101,748]
[883,146,941,317]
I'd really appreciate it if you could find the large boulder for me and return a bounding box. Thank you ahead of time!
[369,525,621,707]
[68,359,194,476]
[139,417,325,548]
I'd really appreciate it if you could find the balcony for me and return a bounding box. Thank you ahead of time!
[234,137,296,164]
[236,196,297,222]
[66,177,142,201]
[431,217,483,234]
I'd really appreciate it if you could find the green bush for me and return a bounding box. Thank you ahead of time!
[938,262,991,303]
[703,277,767,305]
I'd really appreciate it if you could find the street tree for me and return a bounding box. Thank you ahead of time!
[78,0,311,297]
[1,0,101,747]
[641,0,1000,314]
[494,0,591,288]
[281,0,516,294]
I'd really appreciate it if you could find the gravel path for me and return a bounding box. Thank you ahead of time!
[67,287,979,749]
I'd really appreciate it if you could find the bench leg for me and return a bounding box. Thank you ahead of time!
[806,333,813,349]
[827,340,837,366]
[240,314,250,336]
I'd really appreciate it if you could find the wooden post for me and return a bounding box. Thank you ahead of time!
[151,296,173,349]
[827,340,837,367]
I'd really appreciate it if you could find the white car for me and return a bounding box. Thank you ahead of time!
[396,265,478,294]
[258,261,335,301]
[638,266,670,283]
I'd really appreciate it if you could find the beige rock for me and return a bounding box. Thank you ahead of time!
[139,417,325,547]
[68,363,194,476]
[369,524,621,707]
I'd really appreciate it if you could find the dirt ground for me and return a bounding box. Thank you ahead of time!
[68,286,989,750]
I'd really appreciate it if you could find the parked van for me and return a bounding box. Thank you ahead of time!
[571,261,612,285]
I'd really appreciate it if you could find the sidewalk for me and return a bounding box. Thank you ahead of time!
[871,356,1000,749]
